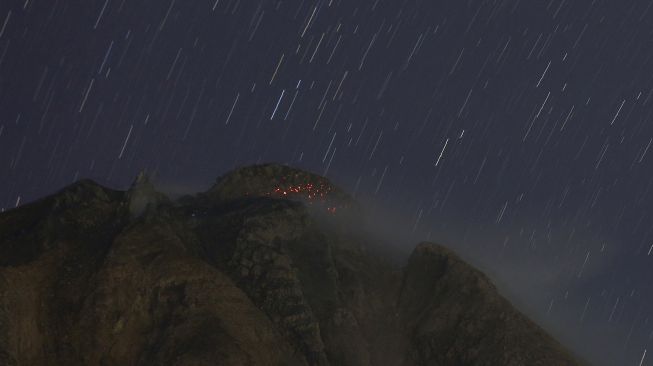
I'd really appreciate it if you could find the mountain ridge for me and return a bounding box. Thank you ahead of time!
[0,164,583,365]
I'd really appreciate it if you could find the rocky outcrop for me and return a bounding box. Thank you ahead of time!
[0,164,582,365]
[127,171,168,218]
[204,164,355,214]
[398,243,578,366]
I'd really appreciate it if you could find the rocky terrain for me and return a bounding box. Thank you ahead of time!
[0,164,582,365]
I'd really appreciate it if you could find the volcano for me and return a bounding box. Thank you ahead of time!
[0,164,581,365]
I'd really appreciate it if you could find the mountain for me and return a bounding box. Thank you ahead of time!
[0,164,581,365]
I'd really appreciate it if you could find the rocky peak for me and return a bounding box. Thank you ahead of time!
[205,164,355,213]
[126,170,167,218]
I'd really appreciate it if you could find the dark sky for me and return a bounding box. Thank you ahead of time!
[2,0,653,364]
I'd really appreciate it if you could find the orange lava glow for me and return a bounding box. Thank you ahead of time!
[255,177,347,214]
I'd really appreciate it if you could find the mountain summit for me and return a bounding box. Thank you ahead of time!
[0,164,581,365]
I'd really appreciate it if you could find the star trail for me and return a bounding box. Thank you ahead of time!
[2,0,653,364]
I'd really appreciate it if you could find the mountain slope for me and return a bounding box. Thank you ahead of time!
[0,164,581,365]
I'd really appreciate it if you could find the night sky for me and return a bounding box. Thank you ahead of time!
[2,0,653,364]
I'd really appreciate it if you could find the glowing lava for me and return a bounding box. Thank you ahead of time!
[253,177,348,214]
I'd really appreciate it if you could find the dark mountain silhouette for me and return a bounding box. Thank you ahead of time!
[0,164,581,365]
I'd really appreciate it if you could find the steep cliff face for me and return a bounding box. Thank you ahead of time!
[0,164,581,365]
